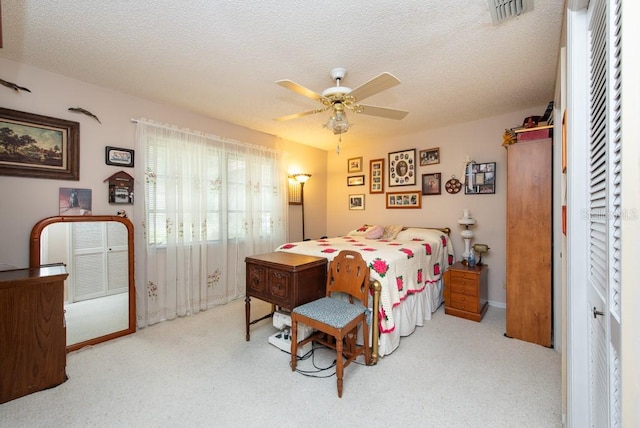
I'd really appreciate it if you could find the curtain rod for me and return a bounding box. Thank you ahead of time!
[131,118,280,154]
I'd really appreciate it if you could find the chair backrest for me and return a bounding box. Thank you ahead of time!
[325,250,370,307]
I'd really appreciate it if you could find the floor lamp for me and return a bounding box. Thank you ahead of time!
[291,173,311,240]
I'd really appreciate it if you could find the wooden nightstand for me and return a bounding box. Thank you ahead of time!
[443,261,488,322]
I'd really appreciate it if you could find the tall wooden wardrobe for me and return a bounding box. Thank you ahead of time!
[505,137,552,347]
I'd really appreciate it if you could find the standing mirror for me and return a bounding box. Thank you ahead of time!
[30,215,136,352]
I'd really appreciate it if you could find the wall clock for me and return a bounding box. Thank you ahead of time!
[445,177,462,194]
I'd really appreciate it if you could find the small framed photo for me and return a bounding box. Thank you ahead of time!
[421,173,441,195]
[369,158,384,194]
[388,149,416,187]
[385,191,422,209]
[347,175,365,186]
[59,187,92,215]
[349,194,365,210]
[106,146,135,167]
[347,156,363,173]
[419,147,440,166]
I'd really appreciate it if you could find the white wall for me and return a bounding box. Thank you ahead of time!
[0,57,327,268]
[325,106,547,306]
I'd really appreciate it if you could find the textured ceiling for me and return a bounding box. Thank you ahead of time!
[0,1,564,151]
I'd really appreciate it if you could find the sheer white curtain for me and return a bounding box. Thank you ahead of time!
[133,119,287,327]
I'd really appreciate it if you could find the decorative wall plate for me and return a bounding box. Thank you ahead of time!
[445,177,462,194]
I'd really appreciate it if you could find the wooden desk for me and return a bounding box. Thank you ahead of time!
[244,252,327,340]
[0,264,68,404]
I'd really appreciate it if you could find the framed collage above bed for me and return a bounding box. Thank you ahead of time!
[343,148,496,210]
[388,149,416,187]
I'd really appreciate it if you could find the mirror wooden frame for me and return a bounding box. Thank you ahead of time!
[29,215,136,352]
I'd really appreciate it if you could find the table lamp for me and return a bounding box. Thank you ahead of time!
[457,209,476,262]
[473,243,490,265]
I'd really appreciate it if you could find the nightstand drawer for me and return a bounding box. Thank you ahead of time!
[449,280,478,297]
[450,270,478,281]
[450,292,479,310]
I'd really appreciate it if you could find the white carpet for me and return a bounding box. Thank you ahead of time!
[1,298,561,427]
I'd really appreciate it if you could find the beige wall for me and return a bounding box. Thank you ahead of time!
[1,57,549,307]
[0,57,326,268]
[325,106,547,306]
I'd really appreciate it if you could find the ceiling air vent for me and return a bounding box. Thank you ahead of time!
[488,0,533,24]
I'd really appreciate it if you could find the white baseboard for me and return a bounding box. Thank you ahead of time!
[488,300,506,309]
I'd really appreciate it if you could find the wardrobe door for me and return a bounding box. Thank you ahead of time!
[506,138,552,347]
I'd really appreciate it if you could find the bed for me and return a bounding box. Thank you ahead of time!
[276,225,455,361]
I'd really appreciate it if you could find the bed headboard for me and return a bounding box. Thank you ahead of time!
[406,226,451,236]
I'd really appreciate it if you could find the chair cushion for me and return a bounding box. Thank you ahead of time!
[293,297,367,329]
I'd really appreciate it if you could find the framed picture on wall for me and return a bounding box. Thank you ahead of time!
[388,149,416,187]
[421,173,441,195]
[369,158,384,194]
[464,162,496,194]
[419,147,440,166]
[105,146,135,167]
[347,156,363,173]
[347,175,365,186]
[0,107,80,180]
[349,194,365,210]
[385,191,421,209]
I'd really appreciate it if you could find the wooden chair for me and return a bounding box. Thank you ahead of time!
[290,250,371,398]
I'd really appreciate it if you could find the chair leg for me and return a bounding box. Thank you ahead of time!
[291,318,298,371]
[336,334,344,398]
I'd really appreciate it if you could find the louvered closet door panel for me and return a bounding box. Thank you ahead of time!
[505,138,552,347]
[106,222,128,294]
[586,0,622,425]
[72,222,107,301]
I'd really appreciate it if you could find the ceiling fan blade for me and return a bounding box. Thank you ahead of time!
[276,79,326,102]
[274,107,327,122]
[356,104,409,120]
[348,72,401,102]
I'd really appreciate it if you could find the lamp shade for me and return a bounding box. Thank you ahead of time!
[291,173,311,184]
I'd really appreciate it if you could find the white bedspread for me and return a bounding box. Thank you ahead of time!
[276,228,455,338]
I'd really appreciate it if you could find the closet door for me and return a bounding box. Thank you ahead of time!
[586,0,622,424]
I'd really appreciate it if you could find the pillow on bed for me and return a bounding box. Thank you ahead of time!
[381,225,403,240]
[364,224,384,239]
[346,224,375,236]
[395,227,443,241]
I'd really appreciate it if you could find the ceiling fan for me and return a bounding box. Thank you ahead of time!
[274,67,408,135]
